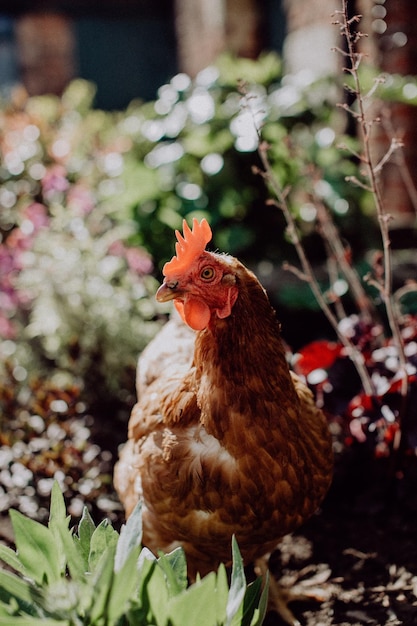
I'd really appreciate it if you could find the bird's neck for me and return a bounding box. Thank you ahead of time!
[194,274,300,440]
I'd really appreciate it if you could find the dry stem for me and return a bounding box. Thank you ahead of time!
[255,146,375,396]
[335,0,409,399]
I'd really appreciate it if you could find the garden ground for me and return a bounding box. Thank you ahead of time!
[1,441,417,625]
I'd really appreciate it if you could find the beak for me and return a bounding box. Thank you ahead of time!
[156,280,183,303]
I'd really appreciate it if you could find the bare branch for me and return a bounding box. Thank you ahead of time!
[256,141,375,397]
[344,175,373,192]
[282,262,311,283]
[338,0,408,400]
[373,137,404,175]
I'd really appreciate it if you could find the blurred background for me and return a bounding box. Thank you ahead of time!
[0,0,417,524]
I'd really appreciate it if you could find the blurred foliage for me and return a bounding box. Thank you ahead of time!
[122,52,378,275]
[0,81,166,422]
[1,51,417,429]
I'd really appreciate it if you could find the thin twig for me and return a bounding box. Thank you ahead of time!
[336,0,409,400]
[313,195,376,323]
[257,141,375,396]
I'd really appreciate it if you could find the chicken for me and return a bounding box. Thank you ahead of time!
[114,218,333,618]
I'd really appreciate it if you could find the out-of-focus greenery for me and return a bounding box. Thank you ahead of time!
[0,82,167,420]
[122,52,377,271]
[1,52,417,423]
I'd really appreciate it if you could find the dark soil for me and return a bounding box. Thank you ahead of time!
[265,451,417,625]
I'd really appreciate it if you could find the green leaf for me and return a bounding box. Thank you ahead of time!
[0,568,41,616]
[114,500,142,573]
[238,578,262,626]
[106,545,141,624]
[140,553,170,625]
[156,547,187,597]
[250,571,269,626]
[73,506,96,571]
[88,519,118,572]
[48,482,68,527]
[9,510,61,585]
[0,544,25,575]
[215,563,229,624]
[87,544,116,625]
[134,548,158,623]
[48,483,71,576]
[169,572,218,626]
[40,579,80,618]
[55,517,86,584]
[226,536,247,626]
[0,618,68,626]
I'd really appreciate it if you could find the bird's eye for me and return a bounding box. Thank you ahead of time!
[200,266,215,281]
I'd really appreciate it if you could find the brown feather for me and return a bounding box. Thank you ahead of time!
[114,254,333,578]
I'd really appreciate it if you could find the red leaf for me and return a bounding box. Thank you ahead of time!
[295,340,343,376]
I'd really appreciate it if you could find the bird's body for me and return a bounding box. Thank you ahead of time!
[114,219,332,580]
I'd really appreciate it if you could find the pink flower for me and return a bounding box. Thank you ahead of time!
[108,242,153,275]
[125,248,153,275]
[0,313,16,339]
[23,203,49,230]
[108,240,126,257]
[67,185,95,216]
[41,165,69,196]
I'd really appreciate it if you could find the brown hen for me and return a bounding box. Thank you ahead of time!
[114,218,333,619]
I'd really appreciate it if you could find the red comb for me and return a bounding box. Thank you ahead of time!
[163,218,212,276]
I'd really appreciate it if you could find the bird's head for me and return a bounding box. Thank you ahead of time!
[156,218,239,331]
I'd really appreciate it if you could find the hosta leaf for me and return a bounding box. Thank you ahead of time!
[114,500,142,573]
[9,510,60,585]
[226,536,246,626]
[88,519,118,572]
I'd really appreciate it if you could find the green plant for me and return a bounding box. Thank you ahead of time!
[0,483,268,626]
